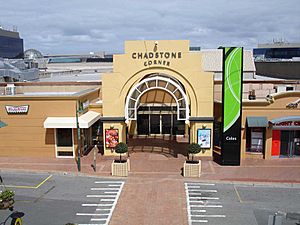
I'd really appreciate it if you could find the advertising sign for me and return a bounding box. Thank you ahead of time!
[5,105,29,114]
[105,129,119,148]
[197,129,211,149]
[221,47,243,165]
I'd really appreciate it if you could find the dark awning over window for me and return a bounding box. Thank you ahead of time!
[246,117,269,128]
[0,120,7,128]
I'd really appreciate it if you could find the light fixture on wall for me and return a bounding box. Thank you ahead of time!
[202,124,207,129]
[154,41,158,52]
[110,124,114,129]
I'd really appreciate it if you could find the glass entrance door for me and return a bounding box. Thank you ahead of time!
[280,130,300,157]
[162,114,172,134]
[137,114,149,135]
[150,114,160,134]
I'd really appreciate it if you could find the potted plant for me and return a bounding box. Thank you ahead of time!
[111,142,129,177]
[183,143,203,177]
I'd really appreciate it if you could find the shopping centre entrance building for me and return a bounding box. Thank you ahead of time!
[101,40,214,157]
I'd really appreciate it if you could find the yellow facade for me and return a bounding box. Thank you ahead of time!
[102,40,214,156]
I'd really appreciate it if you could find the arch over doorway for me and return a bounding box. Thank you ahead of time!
[125,75,190,123]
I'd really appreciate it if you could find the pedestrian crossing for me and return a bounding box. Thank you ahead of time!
[76,180,124,225]
[185,182,225,224]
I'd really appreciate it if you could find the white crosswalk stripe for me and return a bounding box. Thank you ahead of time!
[185,182,225,225]
[76,180,124,225]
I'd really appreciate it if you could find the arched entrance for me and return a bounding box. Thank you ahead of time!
[125,74,189,136]
[124,74,190,156]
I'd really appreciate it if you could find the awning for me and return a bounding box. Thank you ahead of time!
[44,111,100,129]
[246,116,269,128]
[0,120,7,128]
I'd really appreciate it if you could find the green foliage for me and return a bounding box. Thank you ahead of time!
[115,142,128,154]
[187,143,202,162]
[115,142,128,162]
[187,143,201,155]
[0,189,15,202]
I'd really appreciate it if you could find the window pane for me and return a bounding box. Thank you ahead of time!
[56,129,73,147]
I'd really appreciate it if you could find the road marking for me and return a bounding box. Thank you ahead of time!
[108,184,121,187]
[190,210,206,213]
[5,174,53,189]
[86,195,116,198]
[190,197,219,200]
[91,218,108,221]
[96,208,111,211]
[76,213,106,216]
[78,224,103,225]
[91,188,119,190]
[234,185,243,203]
[187,183,215,186]
[191,205,223,208]
[82,203,113,207]
[189,200,221,204]
[191,215,226,218]
[190,219,208,223]
[95,181,123,184]
[188,189,217,193]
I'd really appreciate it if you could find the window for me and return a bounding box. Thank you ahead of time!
[286,86,294,91]
[56,129,73,146]
[55,128,74,158]
[246,127,265,153]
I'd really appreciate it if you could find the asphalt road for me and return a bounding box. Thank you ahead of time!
[185,181,300,225]
[0,171,299,225]
[0,172,124,225]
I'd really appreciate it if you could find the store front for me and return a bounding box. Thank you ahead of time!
[101,40,215,157]
[240,92,300,160]
[271,117,300,158]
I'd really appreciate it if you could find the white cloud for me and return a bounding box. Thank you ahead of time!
[1,0,299,54]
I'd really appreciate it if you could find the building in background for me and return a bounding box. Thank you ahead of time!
[253,41,300,80]
[0,26,23,59]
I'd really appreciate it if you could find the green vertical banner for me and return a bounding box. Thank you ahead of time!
[221,47,243,165]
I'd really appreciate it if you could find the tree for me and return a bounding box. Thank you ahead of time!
[187,143,201,162]
[115,142,128,162]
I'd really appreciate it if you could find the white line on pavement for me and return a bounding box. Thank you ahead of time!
[188,190,217,193]
[104,191,119,194]
[105,182,124,225]
[108,184,121,187]
[82,203,113,207]
[91,188,119,190]
[186,183,215,186]
[190,205,223,208]
[190,197,219,200]
[95,181,123,184]
[76,213,107,216]
[190,215,226,218]
[96,208,111,211]
[86,195,116,198]
[189,201,221,204]
[190,219,208,223]
[91,218,107,221]
[190,210,206,213]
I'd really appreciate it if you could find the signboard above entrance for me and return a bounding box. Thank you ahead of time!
[131,51,182,67]
[5,105,29,114]
[270,116,300,130]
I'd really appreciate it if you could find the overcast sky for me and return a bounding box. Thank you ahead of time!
[1,0,299,54]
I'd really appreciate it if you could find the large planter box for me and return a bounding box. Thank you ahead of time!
[111,160,129,177]
[183,161,201,177]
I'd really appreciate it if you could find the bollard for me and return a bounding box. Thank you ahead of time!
[268,213,283,225]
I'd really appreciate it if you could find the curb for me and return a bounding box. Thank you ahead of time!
[1,168,300,187]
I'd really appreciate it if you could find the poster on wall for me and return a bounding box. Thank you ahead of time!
[105,129,119,148]
[197,129,211,149]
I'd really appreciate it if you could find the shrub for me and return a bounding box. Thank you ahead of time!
[115,142,128,162]
[187,143,201,162]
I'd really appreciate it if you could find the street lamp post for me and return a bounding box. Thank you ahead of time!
[76,101,81,172]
